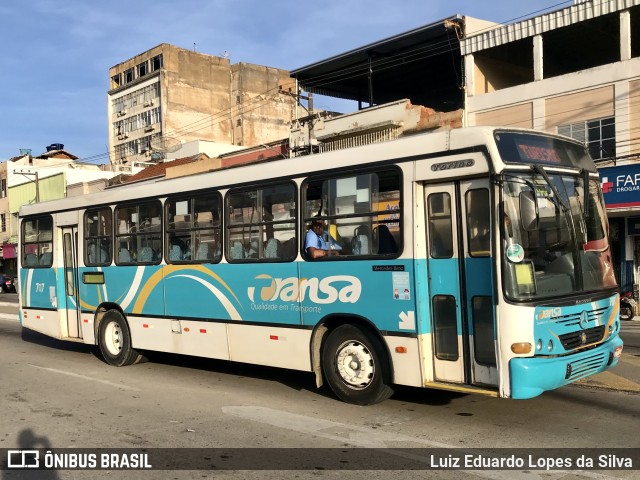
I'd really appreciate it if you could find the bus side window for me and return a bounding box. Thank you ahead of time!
[226,182,296,263]
[466,189,490,257]
[85,207,113,266]
[21,215,53,268]
[428,193,453,259]
[302,167,401,260]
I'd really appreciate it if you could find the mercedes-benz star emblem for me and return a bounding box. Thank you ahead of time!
[579,311,589,329]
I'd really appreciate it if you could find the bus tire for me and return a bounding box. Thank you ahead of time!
[321,324,393,405]
[98,310,145,367]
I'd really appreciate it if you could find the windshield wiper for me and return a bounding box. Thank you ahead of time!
[581,168,591,216]
[532,165,569,212]
[532,164,583,288]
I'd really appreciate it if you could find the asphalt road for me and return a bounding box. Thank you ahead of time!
[0,301,638,480]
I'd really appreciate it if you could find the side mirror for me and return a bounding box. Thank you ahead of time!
[519,191,539,231]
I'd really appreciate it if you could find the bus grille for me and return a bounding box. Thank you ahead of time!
[553,306,607,327]
[559,325,606,350]
[565,352,607,381]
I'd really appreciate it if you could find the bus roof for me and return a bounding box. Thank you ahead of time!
[18,126,585,217]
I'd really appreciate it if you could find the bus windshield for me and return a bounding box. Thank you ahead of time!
[501,171,616,301]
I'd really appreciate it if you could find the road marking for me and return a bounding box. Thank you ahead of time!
[223,406,612,479]
[27,364,140,391]
[0,313,18,322]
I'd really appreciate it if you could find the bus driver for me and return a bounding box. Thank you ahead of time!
[305,219,342,258]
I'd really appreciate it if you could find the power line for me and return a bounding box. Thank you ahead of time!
[73,0,612,165]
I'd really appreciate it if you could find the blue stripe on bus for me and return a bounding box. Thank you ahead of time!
[22,259,425,334]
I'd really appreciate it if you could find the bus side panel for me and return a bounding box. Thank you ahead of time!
[20,267,62,338]
[164,263,301,325]
[227,324,312,370]
[413,257,435,385]
[296,260,417,333]
[385,336,423,387]
[79,265,166,317]
[296,259,423,385]
[126,315,231,360]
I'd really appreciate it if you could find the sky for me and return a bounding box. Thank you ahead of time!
[0,0,574,163]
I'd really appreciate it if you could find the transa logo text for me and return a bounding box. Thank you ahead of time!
[247,275,362,304]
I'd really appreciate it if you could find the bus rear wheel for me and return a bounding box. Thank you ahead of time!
[98,310,145,367]
[321,324,393,405]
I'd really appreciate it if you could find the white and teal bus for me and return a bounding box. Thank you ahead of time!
[18,127,623,405]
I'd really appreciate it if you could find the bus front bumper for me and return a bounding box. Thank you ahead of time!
[509,336,624,399]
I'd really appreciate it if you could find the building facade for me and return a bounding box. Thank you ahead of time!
[107,44,296,172]
[463,0,640,293]
[1,146,114,275]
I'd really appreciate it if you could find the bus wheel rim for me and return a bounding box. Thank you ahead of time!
[335,340,374,389]
[104,321,123,356]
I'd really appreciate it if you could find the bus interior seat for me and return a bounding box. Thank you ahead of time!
[118,248,131,263]
[351,225,371,255]
[88,244,109,264]
[87,244,97,264]
[264,238,280,258]
[230,241,245,260]
[169,244,183,261]
[39,252,52,265]
[139,246,154,262]
[99,247,109,263]
[25,253,38,266]
[280,237,296,259]
[374,225,397,254]
[195,243,210,260]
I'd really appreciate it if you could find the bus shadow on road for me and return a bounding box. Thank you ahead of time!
[143,350,463,406]
[143,350,339,400]
[390,385,465,406]
[19,328,463,406]
[21,327,98,356]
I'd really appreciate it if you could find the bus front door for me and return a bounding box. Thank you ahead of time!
[62,226,82,339]
[424,181,498,387]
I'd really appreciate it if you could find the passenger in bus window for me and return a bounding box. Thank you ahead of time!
[305,219,342,258]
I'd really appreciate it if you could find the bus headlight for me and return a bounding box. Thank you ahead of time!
[547,340,554,352]
[536,340,543,351]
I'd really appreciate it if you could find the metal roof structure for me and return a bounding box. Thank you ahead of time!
[462,0,640,54]
[291,16,467,112]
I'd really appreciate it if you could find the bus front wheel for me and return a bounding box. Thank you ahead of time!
[321,324,393,405]
[98,310,145,367]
